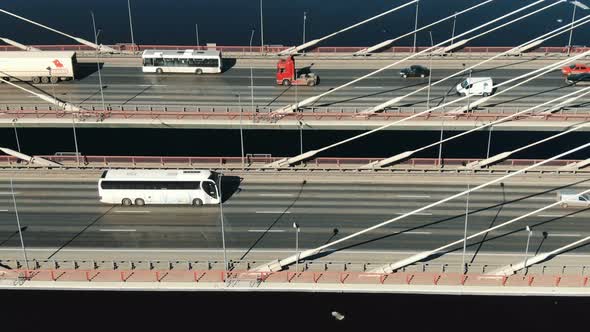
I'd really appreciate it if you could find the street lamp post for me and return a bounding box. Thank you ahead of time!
[12,120,21,152]
[195,24,200,48]
[293,222,300,272]
[298,120,304,154]
[303,11,307,44]
[11,178,29,270]
[451,12,457,44]
[90,12,107,115]
[413,0,420,53]
[486,125,493,158]
[461,183,470,274]
[260,0,264,53]
[426,31,434,109]
[213,175,228,271]
[237,94,245,167]
[567,1,590,56]
[524,226,533,272]
[127,0,136,51]
[72,113,80,166]
[249,29,255,118]
[46,67,56,104]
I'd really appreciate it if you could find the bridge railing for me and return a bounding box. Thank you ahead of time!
[2,268,588,289]
[0,154,582,171]
[0,43,587,55]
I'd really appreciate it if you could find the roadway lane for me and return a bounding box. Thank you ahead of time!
[0,65,581,111]
[1,175,590,264]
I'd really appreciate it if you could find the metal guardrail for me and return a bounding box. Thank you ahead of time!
[0,155,584,173]
[2,105,590,124]
[2,268,589,289]
[0,43,588,55]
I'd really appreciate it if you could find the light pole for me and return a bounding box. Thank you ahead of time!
[293,222,300,272]
[426,31,433,109]
[523,225,533,272]
[260,0,264,53]
[127,0,136,51]
[303,11,307,44]
[437,117,444,167]
[486,125,493,158]
[298,120,304,154]
[237,93,245,167]
[72,113,80,166]
[451,12,457,44]
[413,0,420,53]
[46,66,56,105]
[249,29,255,117]
[12,120,21,152]
[567,1,589,56]
[195,23,200,48]
[213,175,227,271]
[91,11,106,115]
[461,183,470,274]
[11,178,29,270]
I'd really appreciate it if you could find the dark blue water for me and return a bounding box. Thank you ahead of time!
[1,290,587,328]
[0,0,586,47]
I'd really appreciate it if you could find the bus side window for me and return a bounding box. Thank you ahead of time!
[143,58,154,66]
[153,58,164,66]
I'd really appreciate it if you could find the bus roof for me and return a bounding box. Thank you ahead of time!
[101,169,214,181]
[142,49,221,58]
[0,51,76,59]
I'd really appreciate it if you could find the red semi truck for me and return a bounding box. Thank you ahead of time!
[276,56,319,86]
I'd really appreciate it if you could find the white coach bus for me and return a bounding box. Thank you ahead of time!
[98,169,220,206]
[141,49,222,74]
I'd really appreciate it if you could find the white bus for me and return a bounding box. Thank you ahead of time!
[98,169,220,206]
[141,49,222,75]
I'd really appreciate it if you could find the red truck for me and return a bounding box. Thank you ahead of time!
[276,56,319,86]
[561,63,590,75]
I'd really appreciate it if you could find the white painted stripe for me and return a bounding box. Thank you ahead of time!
[403,231,433,235]
[354,86,383,89]
[115,210,151,214]
[538,214,561,218]
[397,195,431,199]
[528,197,553,201]
[257,193,295,197]
[395,212,432,216]
[255,211,290,214]
[550,233,581,238]
[0,209,8,212]
[247,229,286,233]
[0,192,20,195]
[99,229,137,232]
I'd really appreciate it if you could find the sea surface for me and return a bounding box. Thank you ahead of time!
[0,0,587,47]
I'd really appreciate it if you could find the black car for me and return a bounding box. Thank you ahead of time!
[566,73,590,85]
[400,65,430,78]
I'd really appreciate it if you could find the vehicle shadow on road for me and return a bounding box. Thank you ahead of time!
[75,62,105,80]
[221,175,242,203]
[306,177,590,262]
[236,180,307,264]
[221,58,237,73]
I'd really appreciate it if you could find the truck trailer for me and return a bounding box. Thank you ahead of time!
[0,51,77,84]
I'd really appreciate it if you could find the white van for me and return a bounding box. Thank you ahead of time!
[556,190,590,208]
[456,77,494,96]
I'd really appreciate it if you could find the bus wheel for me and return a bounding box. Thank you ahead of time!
[192,198,203,207]
[195,69,203,75]
[122,198,133,206]
[41,76,50,84]
[32,77,41,84]
[561,203,568,208]
[50,76,60,84]
[135,198,145,206]
[282,79,291,86]
[156,68,163,74]
[307,80,315,87]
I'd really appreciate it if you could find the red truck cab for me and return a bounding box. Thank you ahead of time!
[561,63,590,75]
[276,56,319,86]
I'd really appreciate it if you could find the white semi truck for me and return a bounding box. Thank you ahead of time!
[0,51,77,84]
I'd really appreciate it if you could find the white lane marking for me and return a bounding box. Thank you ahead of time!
[0,192,20,195]
[255,211,290,214]
[550,233,581,237]
[138,84,167,87]
[354,86,384,89]
[395,212,432,216]
[99,229,137,232]
[538,214,562,218]
[403,231,433,235]
[247,229,286,233]
[115,210,151,214]
[257,193,295,197]
[0,209,8,212]
[396,195,431,199]
[528,197,553,201]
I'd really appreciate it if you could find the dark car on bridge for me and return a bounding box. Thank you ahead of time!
[566,72,590,85]
[400,65,430,78]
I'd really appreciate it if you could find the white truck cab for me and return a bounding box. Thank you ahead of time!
[456,77,494,96]
[556,190,590,208]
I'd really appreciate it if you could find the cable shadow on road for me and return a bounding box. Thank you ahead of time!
[303,178,590,261]
[237,180,307,263]
[265,85,293,107]
[469,56,544,74]
[0,226,28,247]
[469,182,506,264]
[484,85,571,108]
[46,206,115,260]
[316,81,427,108]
